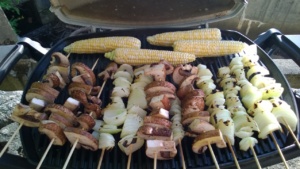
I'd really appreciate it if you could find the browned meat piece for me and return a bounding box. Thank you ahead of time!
[188,119,215,134]
[149,94,171,111]
[146,140,177,160]
[146,91,175,102]
[39,120,67,146]
[77,114,95,131]
[25,88,56,104]
[70,90,88,104]
[145,63,167,81]
[90,86,101,96]
[182,111,210,124]
[42,71,66,88]
[47,65,69,84]
[68,82,93,95]
[83,103,102,119]
[143,116,172,129]
[148,108,170,120]
[145,81,176,94]
[30,82,60,98]
[64,127,98,151]
[50,52,70,67]
[71,62,96,86]
[87,95,102,105]
[172,64,198,85]
[192,129,227,154]
[137,125,172,141]
[181,97,205,115]
[11,110,48,127]
[72,74,93,85]
[158,60,174,75]
[44,104,76,119]
[49,113,77,129]
[98,62,118,81]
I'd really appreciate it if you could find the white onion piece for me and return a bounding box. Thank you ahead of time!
[134,74,153,84]
[29,98,46,111]
[251,76,276,89]
[99,124,122,134]
[259,83,284,99]
[246,65,270,79]
[239,137,258,151]
[211,109,231,125]
[117,64,134,77]
[233,114,259,133]
[121,114,143,138]
[99,133,115,149]
[113,77,131,88]
[217,67,231,78]
[197,68,213,78]
[205,91,224,106]
[217,119,235,145]
[253,111,281,139]
[112,86,130,97]
[109,96,125,109]
[113,71,133,83]
[103,108,127,126]
[127,105,147,118]
[93,120,104,131]
[247,100,273,116]
[130,81,148,90]
[92,131,100,140]
[127,88,147,109]
[229,57,243,68]
[271,99,298,131]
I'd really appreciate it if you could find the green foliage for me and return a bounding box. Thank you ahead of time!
[0,0,21,33]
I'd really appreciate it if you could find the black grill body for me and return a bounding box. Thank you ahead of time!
[1,28,299,169]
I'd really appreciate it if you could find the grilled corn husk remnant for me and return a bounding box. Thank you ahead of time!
[64,36,141,54]
[104,48,196,66]
[173,40,248,57]
[147,28,222,47]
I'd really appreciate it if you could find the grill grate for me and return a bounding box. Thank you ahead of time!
[19,29,299,169]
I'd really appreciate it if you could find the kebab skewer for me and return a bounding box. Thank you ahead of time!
[0,52,69,158]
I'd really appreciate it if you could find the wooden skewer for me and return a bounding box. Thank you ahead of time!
[0,122,24,158]
[207,143,220,169]
[250,146,262,169]
[225,137,240,169]
[36,138,55,169]
[282,118,300,148]
[126,145,133,169]
[153,152,157,169]
[66,53,71,58]
[178,139,186,169]
[270,132,289,169]
[62,139,79,169]
[92,58,100,71]
[97,148,106,169]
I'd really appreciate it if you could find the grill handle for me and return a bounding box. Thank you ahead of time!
[254,28,300,67]
[0,38,48,84]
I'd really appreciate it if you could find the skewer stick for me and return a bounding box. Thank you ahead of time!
[178,139,186,169]
[127,147,133,169]
[207,143,220,169]
[97,148,106,169]
[66,53,70,58]
[0,122,24,157]
[92,58,100,71]
[270,132,289,169]
[36,138,55,169]
[225,137,240,169]
[62,139,79,169]
[153,152,157,169]
[250,146,261,169]
[282,118,300,148]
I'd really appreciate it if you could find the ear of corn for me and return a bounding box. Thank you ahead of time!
[64,36,141,54]
[173,40,248,57]
[104,48,196,66]
[147,28,222,47]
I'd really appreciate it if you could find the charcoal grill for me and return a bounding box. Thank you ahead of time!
[0,1,300,169]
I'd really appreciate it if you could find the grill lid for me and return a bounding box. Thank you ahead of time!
[49,0,247,29]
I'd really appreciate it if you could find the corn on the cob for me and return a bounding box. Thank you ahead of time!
[147,28,222,47]
[64,36,141,54]
[104,48,196,66]
[173,40,248,57]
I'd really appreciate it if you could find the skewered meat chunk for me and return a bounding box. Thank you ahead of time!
[146,140,177,160]
[50,52,70,67]
[188,119,215,134]
[44,104,76,119]
[71,62,96,86]
[49,113,77,129]
[181,111,210,125]
[11,110,48,127]
[137,125,172,141]
[144,63,167,81]
[64,127,98,151]
[192,129,227,154]
[30,82,60,98]
[145,81,176,95]
[47,65,69,84]
[77,114,95,131]
[25,88,57,104]
[148,108,170,120]
[38,120,67,146]
[68,82,93,95]
[149,94,171,111]
[42,71,66,88]
[143,116,172,129]
[118,134,145,155]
